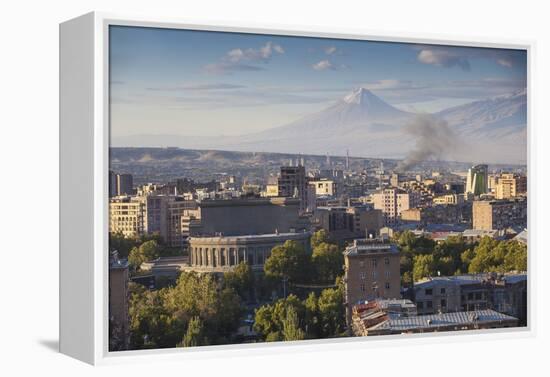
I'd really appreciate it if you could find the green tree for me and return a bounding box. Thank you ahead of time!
[179,316,208,347]
[129,272,242,349]
[128,240,161,271]
[253,294,305,341]
[311,242,343,283]
[282,306,305,341]
[413,254,436,281]
[264,240,310,283]
[317,287,345,337]
[224,262,254,300]
[304,292,320,338]
[311,229,330,249]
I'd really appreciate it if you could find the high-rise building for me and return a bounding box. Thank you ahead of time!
[372,188,420,225]
[109,170,118,197]
[278,163,309,213]
[116,173,134,196]
[472,199,527,230]
[343,238,401,324]
[465,164,488,196]
[495,173,527,199]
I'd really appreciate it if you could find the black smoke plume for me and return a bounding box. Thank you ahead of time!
[396,114,457,172]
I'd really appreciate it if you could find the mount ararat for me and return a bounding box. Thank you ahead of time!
[113,87,527,165]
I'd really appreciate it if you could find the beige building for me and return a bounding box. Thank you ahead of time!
[495,173,527,199]
[309,179,337,197]
[401,205,464,225]
[372,188,420,225]
[109,196,145,237]
[472,199,527,230]
[264,184,279,197]
[344,238,401,324]
[433,193,463,205]
[109,194,197,246]
[188,232,311,273]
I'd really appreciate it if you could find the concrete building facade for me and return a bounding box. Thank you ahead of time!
[372,188,420,225]
[495,173,527,199]
[313,205,383,241]
[472,199,527,230]
[344,238,401,324]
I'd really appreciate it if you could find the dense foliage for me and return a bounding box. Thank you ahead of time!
[396,231,527,284]
[253,282,345,342]
[263,231,344,286]
[128,240,161,271]
[128,272,242,349]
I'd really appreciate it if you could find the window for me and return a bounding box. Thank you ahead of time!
[360,272,366,280]
[417,301,424,309]
[425,289,433,296]
[372,259,377,268]
[385,282,390,290]
[427,301,433,309]
[385,270,391,278]
[440,288,446,295]
[384,257,390,265]
[467,292,474,300]
[359,261,365,268]
[441,299,447,308]
[475,292,482,300]
[360,283,366,292]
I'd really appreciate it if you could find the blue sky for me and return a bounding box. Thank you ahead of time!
[110,25,527,138]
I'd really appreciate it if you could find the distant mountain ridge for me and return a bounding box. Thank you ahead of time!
[112,87,527,164]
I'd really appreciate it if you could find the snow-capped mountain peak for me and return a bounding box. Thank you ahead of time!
[343,87,376,104]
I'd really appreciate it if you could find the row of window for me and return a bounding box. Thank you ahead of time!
[359,257,391,268]
[360,282,391,291]
[359,270,391,280]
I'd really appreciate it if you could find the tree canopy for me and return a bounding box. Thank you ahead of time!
[311,242,343,284]
[128,272,242,349]
[398,232,527,284]
[128,240,161,271]
[264,240,310,283]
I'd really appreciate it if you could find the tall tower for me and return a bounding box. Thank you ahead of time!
[346,149,350,170]
[466,164,488,196]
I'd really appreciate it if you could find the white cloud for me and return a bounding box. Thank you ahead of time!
[312,60,335,71]
[497,58,513,68]
[225,41,284,63]
[204,41,285,75]
[417,49,471,71]
[416,45,525,71]
[324,46,337,55]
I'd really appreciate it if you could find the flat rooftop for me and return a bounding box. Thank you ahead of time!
[368,309,517,332]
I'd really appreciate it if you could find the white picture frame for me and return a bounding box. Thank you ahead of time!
[59,11,535,365]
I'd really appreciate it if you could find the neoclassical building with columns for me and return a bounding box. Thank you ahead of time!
[187,232,311,273]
